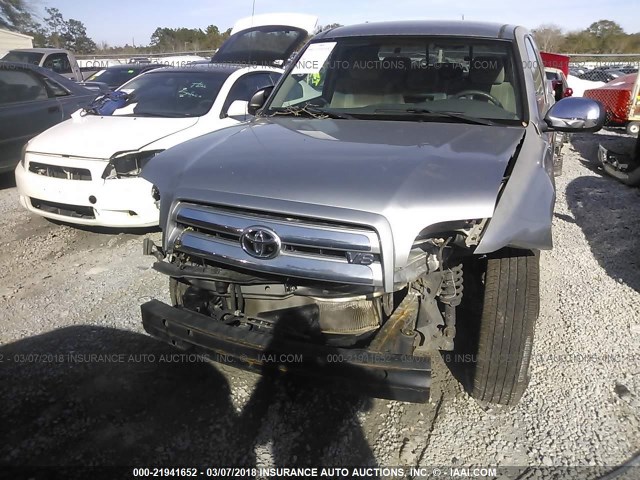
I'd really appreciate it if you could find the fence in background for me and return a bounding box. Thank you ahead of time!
[566,54,640,133]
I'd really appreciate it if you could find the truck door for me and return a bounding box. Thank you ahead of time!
[43,53,79,81]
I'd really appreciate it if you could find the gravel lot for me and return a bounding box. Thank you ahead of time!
[0,131,639,478]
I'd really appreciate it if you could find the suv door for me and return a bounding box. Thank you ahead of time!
[0,68,63,172]
[524,36,557,176]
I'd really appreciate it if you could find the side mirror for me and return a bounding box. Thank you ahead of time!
[248,86,274,116]
[543,97,605,133]
[226,100,249,119]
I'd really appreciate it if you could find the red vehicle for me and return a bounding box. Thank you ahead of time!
[584,73,640,136]
[540,51,569,76]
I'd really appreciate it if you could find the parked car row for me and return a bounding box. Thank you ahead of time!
[78,63,167,92]
[572,64,638,83]
[11,12,318,227]
[15,62,282,227]
[3,16,607,406]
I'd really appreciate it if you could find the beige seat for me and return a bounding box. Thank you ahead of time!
[467,56,517,114]
[330,48,405,108]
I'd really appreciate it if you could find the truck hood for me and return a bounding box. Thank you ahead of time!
[144,117,525,270]
[27,115,199,159]
[146,117,523,213]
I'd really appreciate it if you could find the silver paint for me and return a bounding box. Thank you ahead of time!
[142,23,604,292]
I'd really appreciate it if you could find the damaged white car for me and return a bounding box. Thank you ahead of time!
[14,14,317,227]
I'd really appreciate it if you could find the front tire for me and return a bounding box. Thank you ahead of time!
[471,248,540,406]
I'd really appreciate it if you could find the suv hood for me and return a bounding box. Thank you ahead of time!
[145,117,524,233]
[27,115,199,159]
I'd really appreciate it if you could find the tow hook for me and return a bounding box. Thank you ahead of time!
[143,238,165,261]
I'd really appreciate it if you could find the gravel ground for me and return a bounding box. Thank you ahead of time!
[0,131,639,479]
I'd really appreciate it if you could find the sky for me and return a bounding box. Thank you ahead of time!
[28,0,640,48]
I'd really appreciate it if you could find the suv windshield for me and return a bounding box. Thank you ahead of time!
[267,37,523,123]
[114,70,230,117]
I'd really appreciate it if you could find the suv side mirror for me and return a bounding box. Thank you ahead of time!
[248,86,274,116]
[543,97,605,133]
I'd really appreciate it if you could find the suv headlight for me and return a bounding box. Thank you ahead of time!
[102,150,164,179]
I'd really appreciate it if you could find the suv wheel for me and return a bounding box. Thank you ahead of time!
[471,248,540,405]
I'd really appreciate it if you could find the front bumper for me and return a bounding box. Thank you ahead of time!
[141,299,431,403]
[15,157,159,228]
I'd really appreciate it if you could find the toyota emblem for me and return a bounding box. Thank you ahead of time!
[240,226,281,259]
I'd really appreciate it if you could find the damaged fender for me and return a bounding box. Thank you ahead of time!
[476,129,555,254]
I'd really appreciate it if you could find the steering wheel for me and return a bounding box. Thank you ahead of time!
[453,90,503,108]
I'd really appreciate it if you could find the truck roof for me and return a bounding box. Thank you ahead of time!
[9,48,71,54]
[316,20,520,41]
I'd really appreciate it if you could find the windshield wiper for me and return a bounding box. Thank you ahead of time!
[268,106,353,120]
[130,112,191,118]
[374,108,498,126]
[305,106,354,119]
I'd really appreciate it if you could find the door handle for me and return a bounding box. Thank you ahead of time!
[48,105,60,113]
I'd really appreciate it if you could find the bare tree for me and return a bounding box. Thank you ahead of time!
[532,24,564,52]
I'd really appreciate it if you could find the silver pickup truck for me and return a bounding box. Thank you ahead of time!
[2,48,84,81]
[141,20,604,405]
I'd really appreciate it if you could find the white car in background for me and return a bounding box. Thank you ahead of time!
[15,13,318,227]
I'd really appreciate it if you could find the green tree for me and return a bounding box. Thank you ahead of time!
[44,7,66,47]
[150,26,222,52]
[585,20,626,53]
[0,0,33,30]
[562,30,597,53]
[585,19,625,38]
[65,18,96,53]
[41,8,96,53]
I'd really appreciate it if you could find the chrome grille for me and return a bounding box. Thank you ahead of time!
[172,203,383,287]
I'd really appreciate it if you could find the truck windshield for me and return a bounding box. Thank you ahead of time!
[267,37,523,123]
[113,70,230,117]
[2,51,44,65]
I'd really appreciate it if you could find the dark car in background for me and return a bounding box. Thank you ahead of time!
[80,63,166,91]
[579,69,625,83]
[0,62,97,173]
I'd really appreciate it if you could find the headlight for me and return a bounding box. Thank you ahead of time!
[20,142,30,168]
[102,150,164,179]
[151,185,161,209]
